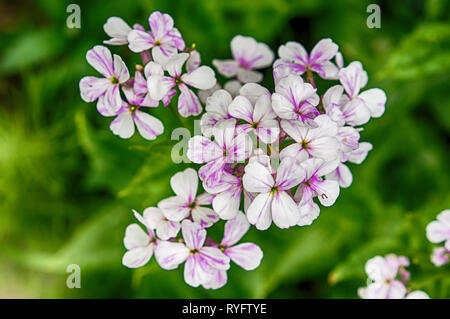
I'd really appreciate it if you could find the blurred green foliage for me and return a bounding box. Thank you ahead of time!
[0,0,449,298]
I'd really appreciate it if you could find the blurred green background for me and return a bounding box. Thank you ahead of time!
[0,0,449,298]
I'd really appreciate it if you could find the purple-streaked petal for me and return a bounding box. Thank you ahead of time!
[191,206,219,228]
[186,50,201,72]
[155,240,190,270]
[202,269,227,289]
[309,38,338,65]
[339,61,367,98]
[346,142,373,164]
[178,84,202,117]
[79,76,110,102]
[278,41,308,67]
[225,243,263,270]
[113,54,130,82]
[326,163,353,188]
[182,219,206,250]
[158,196,190,222]
[276,156,305,190]
[147,75,175,101]
[133,110,164,140]
[151,44,178,65]
[187,136,222,163]
[86,45,114,77]
[212,59,239,77]
[148,11,174,40]
[128,30,154,52]
[143,207,180,240]
[183,255,214,287]
[246,192,273,230]
[221,211,250,247]
[200,246,230,270]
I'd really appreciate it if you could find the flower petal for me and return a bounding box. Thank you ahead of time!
[158,196,190,222]
[79,76,110,102]
[181,66,216,90]
[271,191,299,228]
[127,30,153,53]
[228,95,254,123]
[359,88,387,118]
[148,11,174,40]
[103,17,132,45]
[237,68,263,83]
[182,219,206,250]
[147,75,175,101]
[191,206,220,228]
[122,245,153,268]
[246,192,273,230]
[170,168,198,203]
[155,240,190,270]
[221,211,250,247]
[183,255,214,287]
[123,223,150,250]
[212,59,239,77]
[133,110,164,140]
[225,243,263,270]
[178,84,203,117]
[212,187,241,220]
[86,45,114,77]
[243,162,274,193]
[110,111,135,139]
[187,136,222,163]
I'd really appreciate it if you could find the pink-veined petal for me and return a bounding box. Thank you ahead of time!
[225,243,263,270]
[170,168,198,203]
[212,59,239,77]
[127,30,153,53]
[178,84,202,117]
[243,162,274,193]
[246,192,273,230]
[182,219,206,250]
[133,110,164,140]
[155,240,190,270]
[191,206,219,228]
[158,196,190,222]
[221,211,250,247]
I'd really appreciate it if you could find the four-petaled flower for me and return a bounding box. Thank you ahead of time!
[128,11,185,64]
[243,156,304,230]
[147,53,216,117]
[155,220,230,288]
[158,168,219,228]
[273,38,339,83]
[122,210,158,268]
[272,74,320,127]
[213,35,274,83]
[80,45,129,114]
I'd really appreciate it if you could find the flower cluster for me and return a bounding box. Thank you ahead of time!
[80,12,216,140]
[122,168,263,288]
[189,36,386,231]
[80,11,388,289]
[426,209,450,267]
[358,254,429,299]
